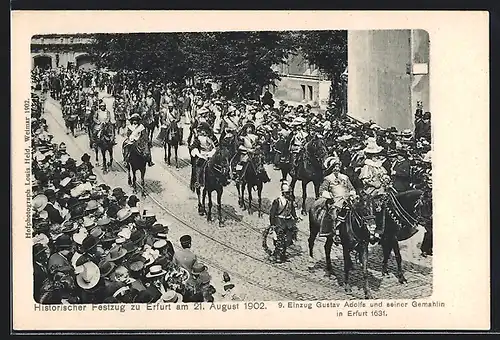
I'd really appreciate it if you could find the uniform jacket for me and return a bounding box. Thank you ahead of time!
[269,196,297,226]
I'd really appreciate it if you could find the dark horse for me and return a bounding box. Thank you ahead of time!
[193,146,231,227]
[234,152,265,217]
[308,195,377,299]
[162,121,182,168]
[379,189,425,283]
[279,138,328,215]
[93,122,114,174]
[123,138,148,198]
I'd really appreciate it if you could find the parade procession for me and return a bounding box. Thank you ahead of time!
[29,32,433,304]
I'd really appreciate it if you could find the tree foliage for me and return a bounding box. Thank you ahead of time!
[90,31,347,102]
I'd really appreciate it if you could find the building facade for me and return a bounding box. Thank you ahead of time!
[266,53,332,110]
[31,34,97,70]
[347,30,430,131]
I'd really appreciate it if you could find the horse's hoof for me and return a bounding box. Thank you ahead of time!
[345,285,352,293]
[398,275,408,284]
[242,205,246,211]
[365,292,373,300]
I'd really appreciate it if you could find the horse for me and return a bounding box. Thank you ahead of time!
[93,122,115,173]
[379,189,427,283]
[162,121,182,168]
[279,138,328,215]
[234,151,265,217]
[123,139,148,197]
[193,146,231,226]
[308,195,378,299]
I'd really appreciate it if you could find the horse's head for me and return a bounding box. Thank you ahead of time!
[351,192,378,233]
[209,146,231,184]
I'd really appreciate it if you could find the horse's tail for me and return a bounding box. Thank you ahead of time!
[262,226,274,256]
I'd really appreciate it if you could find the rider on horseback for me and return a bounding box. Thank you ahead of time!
[93,101,116,145]
[124,113,154,167]
[234,122,271,184]
[319,156,358,244]
[359,137,392,243]
[289,117,308,170]
[189,121,218,188]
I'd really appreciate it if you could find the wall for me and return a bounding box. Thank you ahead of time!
[410,30,430,115]
[348,30,413,131]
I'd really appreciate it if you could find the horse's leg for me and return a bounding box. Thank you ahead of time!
[241,182,247,211]
[281,168,287,181]
[132,169,137,194]
[257,183,263,218]
[314,180,321,199]
[247,181,253,215]
[109,147,113,168]
[308,219,318,258]
[236,183,243,207]
[343,245,353,293]
[196,187,204,215]
[301,180,308,215]
[101,148,107,173]
[127,163,132,186]
[164,141,168,163]
[202,188,209,220]
[360,244,373,299]
[94,146,100,166]
[393,238,407,284]
[325,236,334,273]
[217,188,223,227]
[174,145,179,169]
[140,167,146,198]
[167,144,172,165]
[381,237,392,276]
[290,178,297,202]
[190,159,196,192]
[207,190,213,222]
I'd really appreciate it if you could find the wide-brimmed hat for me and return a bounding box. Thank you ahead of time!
[61,220,79,234]
[198,271,212,285]
[54,234,73,249]
[76,261,101,289]
[153,239,168,250]
[72,228,88,245]
[85,200,99,212]
[82,216,96,229]
[129,113,141,122]
[117,227,132,240]
[116,208,132,222]
[130,229,146,245]
[81,235,99,253]
[197,121,211,132]
[145,264,167,279]
[112,187,126,198]
[96,216,112,227]
[323,156,340,170]
[128,260,145,273]
[159,290,183,303]
[99,260,116,277]
[192,262,207,275]
[90,227,105,239]
[32,194,48,213]
[363,138,384,154]
[106,246,128,262]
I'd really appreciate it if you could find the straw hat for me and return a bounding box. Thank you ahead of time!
[422,151,432,163]
[116,208,132,222]
[32,194,48,213]
[153,239,168,250]
[363,138,384,154]
[145,265,167,279]
[159,290,183,303]
[82,216,96,229]
[76,261,101,289]
[72,228,88,245]
[323,156,340,170]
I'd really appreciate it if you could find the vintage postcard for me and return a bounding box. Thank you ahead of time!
[11,11,490,331]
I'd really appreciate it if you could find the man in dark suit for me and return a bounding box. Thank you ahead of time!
[415,111,431,143]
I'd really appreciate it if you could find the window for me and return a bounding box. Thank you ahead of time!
[301,85,306,100]
[308,85,313,101]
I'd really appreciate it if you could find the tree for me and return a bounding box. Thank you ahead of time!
[291,30,347,112]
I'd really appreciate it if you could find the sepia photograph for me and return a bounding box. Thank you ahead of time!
[12,11,489,331]
[29,30,433,304]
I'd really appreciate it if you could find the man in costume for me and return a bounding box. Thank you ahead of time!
[289,117,308,170]
[92,101,116,146]
[359,137,392,242]
[234,122,270,184]
[189,122,218,188]
[123,113,154,167]
[318,156,358,244]
[268,181,298,263]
